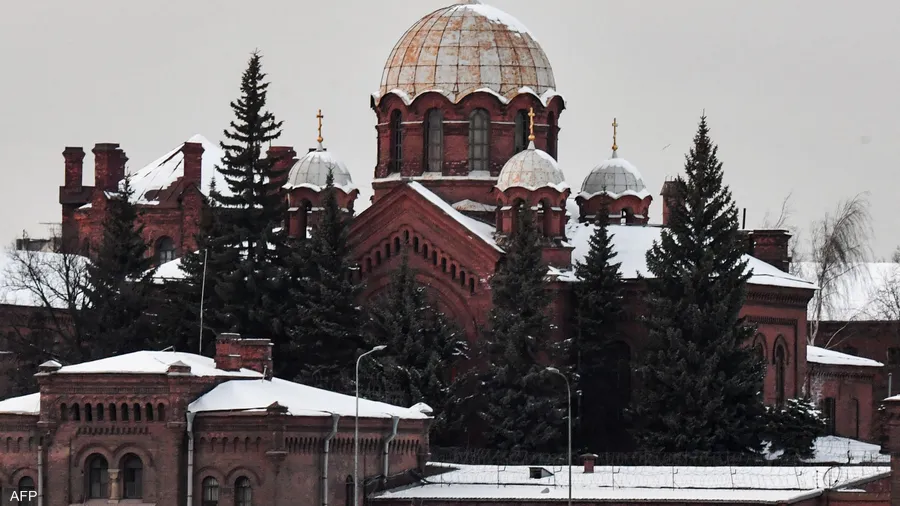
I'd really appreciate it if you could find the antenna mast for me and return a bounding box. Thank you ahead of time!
[199,249,209,355]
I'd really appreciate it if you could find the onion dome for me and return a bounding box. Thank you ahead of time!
[496,109,567,192]
[376,0,557,105]
[579,119,650,199]
[283,110,355,192]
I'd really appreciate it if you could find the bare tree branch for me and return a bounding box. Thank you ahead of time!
[806,193,873,345]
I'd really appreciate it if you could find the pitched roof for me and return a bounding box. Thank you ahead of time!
[407,182,502,252]
[808,345,884,367]
[52,350,261,377]
[126,134,229,205]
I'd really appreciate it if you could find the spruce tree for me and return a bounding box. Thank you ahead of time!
[476,204,566,453]
[287,168,363,389]
[631,116,766,453]
[572,202,627,452]
[204,51,292,355]
[82,175,157,357]
[365,247,469,443]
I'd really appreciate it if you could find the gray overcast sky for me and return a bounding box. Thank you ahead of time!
[1,0,898,258]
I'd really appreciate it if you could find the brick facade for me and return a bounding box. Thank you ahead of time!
[0,335,429,506]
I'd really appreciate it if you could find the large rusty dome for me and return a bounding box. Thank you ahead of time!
[376,0,557,105]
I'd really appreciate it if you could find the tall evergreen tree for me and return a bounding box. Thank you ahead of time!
[572,202,627,452]
[476,204,565,453]
[287,168,363,389]
[203,51,292,357]
[365,247,469,444]
[82,175,157,357]
[630,116,766,453]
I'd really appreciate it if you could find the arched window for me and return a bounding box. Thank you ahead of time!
[155,236,176,264]
[514,110,528,153]
[202,477,219,506]
[157,403,166,421]
[97,403,104,421]
[774,345,786,406]
[87,454,109,499]
[109,403,117,422]
[345,475,354,506]
[72,404,81,421]
[121,403,129,421]
[235,477,252,506]
[425,109,443,172]
[60,403,68,421]
[547,111,558,159]
[18,477,35,506]
[146,403,154,421]
[852,398,860,438]
[389,110,403,173]
[123,455,143,499]
[468,109,490,172]
[85,403,93,422]
[133,403,142,422]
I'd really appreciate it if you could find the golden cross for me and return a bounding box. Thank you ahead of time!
[317,109,324,144]
[527,107,536,142]
[612,117,618,152]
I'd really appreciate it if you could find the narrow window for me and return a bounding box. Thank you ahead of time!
[97,403,104,421]
[88,455,109,499]
[157,403,166,421]
[774,346,786,406]
[121,403,129,422]
[202,477,220,506]
[235,477,252,506]
[146,403,154,421]
[109,403,117,422]
[123,455,143,499]
[514,110,528,153]
[547,111,558,159]
[822,397,836,435]
[155,236,176,264]
[133,403,141,422]
[18,477,35,506]
[468,109,490,172]
[425,109,443,172]
[389,110,403,173]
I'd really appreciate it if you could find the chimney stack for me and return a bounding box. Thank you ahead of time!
[182,142,205,188]
[747,229,792,273]
[660,179,682,226]
[92,143,128,192]
[214,333,274,380]
[582,453,598,474]
[63,147,85,189]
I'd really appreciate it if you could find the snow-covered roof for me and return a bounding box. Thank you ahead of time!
[127,134,228,205]
[496,141,569,193]
[0,393,40,415]
[579,151,652,200]
[189,377,431,420]
[0,250,90,308]
[373,462,887,503]
[52,351,262,377]
[794,262,900,322]
[373,170,496,183]
[452,200,496,213]
[552,221,816,290]
[764,436,888,465]
[408,182,502,252]
[376,1,556,106]
[283,142,356,193]
[807,345,884,368]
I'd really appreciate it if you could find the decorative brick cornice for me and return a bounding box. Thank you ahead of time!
[746,316,798,327]
[747,289,811,307]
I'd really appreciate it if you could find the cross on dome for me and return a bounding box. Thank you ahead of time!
[612,117,619,154]
[316,109,325,148]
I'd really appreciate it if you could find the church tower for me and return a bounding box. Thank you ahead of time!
[369,0,566,219]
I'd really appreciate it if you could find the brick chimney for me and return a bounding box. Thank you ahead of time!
[182,141,205,188]
[660,179,682,226]
[63,147,85,189]
[92,143,128,192]
[747,230,792,272]
[581,453,598,473]
[214,333,274,379]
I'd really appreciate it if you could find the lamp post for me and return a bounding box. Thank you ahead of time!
[355,345,387,506]
[546,367,572,506]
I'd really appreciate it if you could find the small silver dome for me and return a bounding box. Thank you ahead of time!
[496,141,568,192]
[580,152,648,197]
[284,143,355,192]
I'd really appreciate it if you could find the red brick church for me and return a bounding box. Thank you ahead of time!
[50,0,876,438]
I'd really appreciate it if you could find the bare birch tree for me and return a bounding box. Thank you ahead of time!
[806,193,873,346]
[761,191,804,276]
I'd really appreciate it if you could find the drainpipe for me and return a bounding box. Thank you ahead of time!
[37,443,43,506]
[382,416,400,483]
[186,411,196,506]
[322,413,340,506]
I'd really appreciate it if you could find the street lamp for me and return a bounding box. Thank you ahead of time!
[546,367,572,506]
[355,345,387,506]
